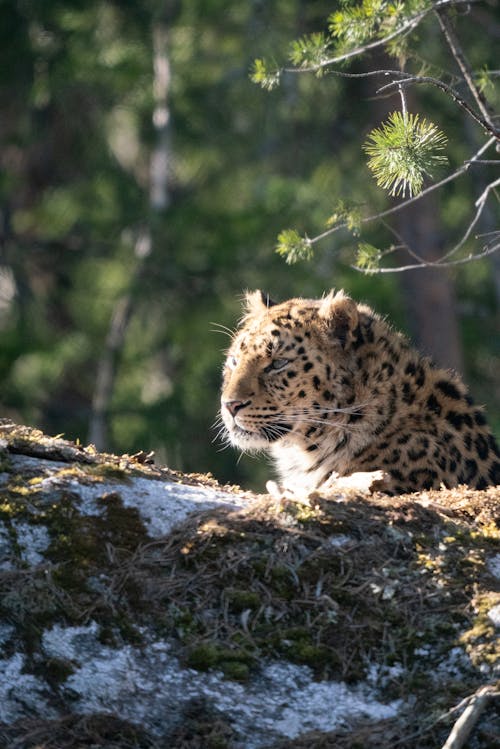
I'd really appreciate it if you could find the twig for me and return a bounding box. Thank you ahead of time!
[353,240,500,273]
[377,75,500,140]
[281,0,478,75]
[435,7,495,131]
[441,685,500,749]
[435,176,500,263]
[398,84,407,119]
[310,136,496,246]
[284,11,425,72]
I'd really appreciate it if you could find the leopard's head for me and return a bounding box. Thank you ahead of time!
[220,290,359,452]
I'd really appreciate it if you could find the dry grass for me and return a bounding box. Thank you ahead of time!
[1,420,499,747]
[0,713,161,749]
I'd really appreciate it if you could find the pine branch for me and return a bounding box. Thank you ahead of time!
[377,75,500,141]
[289,138,499,272]
[276,230,313,264]
[435,7,496,131]
[272,0,479,77]
[309,136,496,247]
[255,0,499,273]
[363,111,448,198]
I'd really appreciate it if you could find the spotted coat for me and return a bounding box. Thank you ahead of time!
[220,290,500,495]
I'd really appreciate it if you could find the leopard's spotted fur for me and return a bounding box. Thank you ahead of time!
[220,290,500,495]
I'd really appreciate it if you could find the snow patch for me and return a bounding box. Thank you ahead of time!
[0,623,15,645]
[13,521,50,564]
[119,478,242,537]
[0,654,54,723]
[487,554,500,580]
[326,534,352,548]
[487,604,500,628]
[41,623,401,747]
[8,454,244,539]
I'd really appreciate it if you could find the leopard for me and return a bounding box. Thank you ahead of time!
[220,289,500,496]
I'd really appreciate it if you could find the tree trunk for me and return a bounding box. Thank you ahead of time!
[365,59,464,374]
[396,194,464,373]
[88,22,172,449]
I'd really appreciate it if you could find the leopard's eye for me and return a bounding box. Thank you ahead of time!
[264,358,289,373]
[226,355,238,370]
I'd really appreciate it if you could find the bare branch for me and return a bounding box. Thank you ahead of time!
[398,84,407,118]
[285,65,499,141]
[474,176,500,208]
[436,7,496,131]
[353,240,500,273]
[377,75,500,140]
[441,685,500,749]
[353,175,500,273]
[435,176,500,263]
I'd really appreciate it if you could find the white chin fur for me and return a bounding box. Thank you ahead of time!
[227,427,269,451]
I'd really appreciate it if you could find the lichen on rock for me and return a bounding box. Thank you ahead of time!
[0,419,499,748]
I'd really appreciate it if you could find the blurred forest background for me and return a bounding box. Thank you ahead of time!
[0,0,499,490]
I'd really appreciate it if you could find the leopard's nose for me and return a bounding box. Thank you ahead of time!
[223,399,250,417]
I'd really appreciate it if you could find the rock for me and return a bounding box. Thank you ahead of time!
[0,420,499,748]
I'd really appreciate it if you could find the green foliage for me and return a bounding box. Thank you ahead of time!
[363,111,448,197]
[328,0,431,49]
[288,33,331,72]
[252,0,432,83]
[0,0,498,492]
[250,58,281,91]
[476,67,495,96]
[356,242,383,272]
[325,200,363,234]
[329,0,385,46]
[275,230,313,264]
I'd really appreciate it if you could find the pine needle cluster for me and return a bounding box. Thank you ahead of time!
[251,0,432,85]
[250,59,280,91]
[276,230,313,264]
[329,0,430,50]
[356,242,383,272]
[363,111,448,197]
[289,32,331,73]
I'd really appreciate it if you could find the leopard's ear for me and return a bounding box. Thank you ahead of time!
[244,290,277,314]
[318,290,359,347]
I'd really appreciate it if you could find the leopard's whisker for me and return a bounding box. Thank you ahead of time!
[210,322,236,338]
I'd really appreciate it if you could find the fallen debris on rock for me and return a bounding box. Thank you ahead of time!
[0,420,499,748]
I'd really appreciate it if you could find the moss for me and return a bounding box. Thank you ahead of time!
[134,490,500,693]
[0,472,153,655]
[219,660,250,681]
[184,643,255,679]
[3,422,500,749]
[87,462,130,481]
[460,593,500,667]
[224,588,261,613]
[288,641,340,671]
[185,643,221,670]
[97,620,143,647]
[284,501,323,524]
